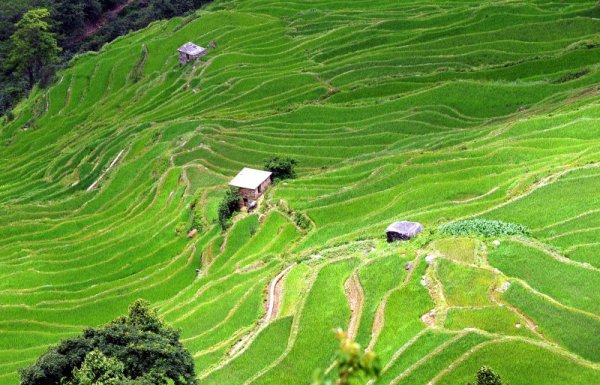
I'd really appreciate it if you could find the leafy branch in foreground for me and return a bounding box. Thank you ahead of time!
[313,329,380,385]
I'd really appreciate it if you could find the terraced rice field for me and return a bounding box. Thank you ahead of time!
[1,0,600,384]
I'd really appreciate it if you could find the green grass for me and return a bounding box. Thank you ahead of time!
[374,260,434,363]
[1,0,600,383]
[489,241,600,313]
[203,316,293,385]
[279,264,311,317]
[504,282,600,362]
[436,340,600,385]
[437,259,495,307]
[445,307,535,337]
[433,238,479,264]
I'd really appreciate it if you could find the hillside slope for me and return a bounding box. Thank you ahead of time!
[1,0,600,384]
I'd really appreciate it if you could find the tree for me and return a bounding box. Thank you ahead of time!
[65,349,130,385]
[467,366,505,385]
[10,8,61,88]
[218,188,241,229]
[313,329,380,385]
[264,156,298,181]
[20,300,197,385]
[55,1,86,40]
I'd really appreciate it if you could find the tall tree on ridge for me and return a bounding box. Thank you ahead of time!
[10,8,61,88]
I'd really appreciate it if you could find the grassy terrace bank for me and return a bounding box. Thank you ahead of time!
[1,0,600,384]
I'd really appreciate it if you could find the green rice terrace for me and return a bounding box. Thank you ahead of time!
[2,0,600,383]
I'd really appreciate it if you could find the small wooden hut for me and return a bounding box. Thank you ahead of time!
[178,42,207,64]
[229,168,272,208]
[386,221,423,242]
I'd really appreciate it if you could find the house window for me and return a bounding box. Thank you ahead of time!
[258,185,262,194]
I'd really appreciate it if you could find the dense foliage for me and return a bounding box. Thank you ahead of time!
[20,300,197,385]
[218,188,241,229]
[10,8,60,88]
[64,350,128,385]
[264,156,298,181]
[467,366,505,385]
[0,0,211,115]
[438,219,530,238]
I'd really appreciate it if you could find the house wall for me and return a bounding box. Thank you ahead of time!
[238,187,258,205]
[179,52,189,64]
[179,50,207,65]
[237,177,272,207]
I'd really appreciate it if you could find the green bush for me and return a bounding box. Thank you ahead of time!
[438,219,530,237]
[129,45,148,83]
[264,156,298,181]
[218,188,241,229]
[467,366,504,385]
[175,221,188,236]
[20,300,197,385]
[189,190,204,232]
[294,212,311,230]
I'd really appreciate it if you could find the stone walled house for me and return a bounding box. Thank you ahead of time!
[178,42,207,64]
[386,221,423,242]
[229,168,273,208]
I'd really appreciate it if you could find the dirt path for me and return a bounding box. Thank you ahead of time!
[265,264,296,323]
[344,271,365,340]
[226,264,296,358]
[367,255,421,352]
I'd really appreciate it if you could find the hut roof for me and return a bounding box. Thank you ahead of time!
[229,168,272,190]
[178,42,206,56]
[386,221,423,237]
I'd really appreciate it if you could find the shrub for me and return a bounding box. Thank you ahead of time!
[218,188,241,229]
[190,213,203,232]
[20,300,197,385]
[294,212,311,230]
[152,156,170,179]
[188,190,204,232]
[438,219,530,237]
[175,221,188,236]
[467,366,504,385]
[264,156,298,181]
[129,44,148,83]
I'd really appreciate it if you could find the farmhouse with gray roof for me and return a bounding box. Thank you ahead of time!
[386,221,423,242]
[178,42,207,64]
[229,168,272,208]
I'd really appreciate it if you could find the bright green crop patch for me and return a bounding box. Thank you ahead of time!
[438,219,530,237]
[437,259,495,307]
[489,241,600,313]
[202,317,293,385]
[504,283,600,362]
[437,340,600,385]
[279,264,311,317]
[433,238,479,264]
[445,307,535,337]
